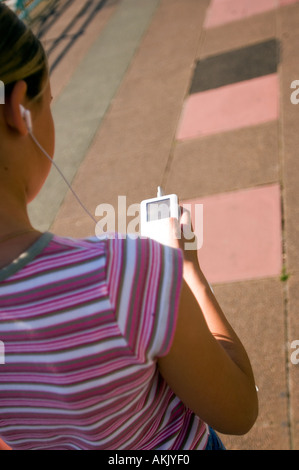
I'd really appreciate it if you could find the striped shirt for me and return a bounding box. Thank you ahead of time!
[0,233,209,450]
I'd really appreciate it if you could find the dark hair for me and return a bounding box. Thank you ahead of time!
[0,3,48,101]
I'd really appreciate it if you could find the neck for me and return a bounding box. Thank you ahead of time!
[0,184,33,237]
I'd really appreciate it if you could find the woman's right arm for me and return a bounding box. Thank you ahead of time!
[157,218,258,435]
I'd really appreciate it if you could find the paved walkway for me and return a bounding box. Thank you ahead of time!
[26,0,299,450]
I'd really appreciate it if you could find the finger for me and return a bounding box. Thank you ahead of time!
[169,217,181,239]
[179,205,191,226]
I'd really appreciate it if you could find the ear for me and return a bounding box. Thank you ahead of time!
[4,81,29,136]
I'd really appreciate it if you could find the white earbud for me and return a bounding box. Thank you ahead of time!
[20,104,32,133]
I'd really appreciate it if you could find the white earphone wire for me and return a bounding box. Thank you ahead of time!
[29,131,98,224]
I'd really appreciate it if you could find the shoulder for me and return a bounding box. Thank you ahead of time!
[103,234,183,278]
[47,232,183,297]
[102,234,184,359]
[45,233,183,359]
[48,233,108,251]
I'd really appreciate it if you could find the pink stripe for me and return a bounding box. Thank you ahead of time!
[184,184,282,283]
[280,0,299,5]
[204,0,278,29]
[9,242,106,283]
[177,73,279,140]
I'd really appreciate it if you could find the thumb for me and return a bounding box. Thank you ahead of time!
[179,205,191,226]
[169,217,181,240]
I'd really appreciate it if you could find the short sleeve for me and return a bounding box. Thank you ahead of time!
[106,235,183,362]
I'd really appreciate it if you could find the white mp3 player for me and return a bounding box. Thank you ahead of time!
[140,187,180,245]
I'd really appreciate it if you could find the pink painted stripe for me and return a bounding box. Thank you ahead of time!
[183,184,282,284]
[280,0,299,5]
[204,0,278,29]
[177,73,279,141]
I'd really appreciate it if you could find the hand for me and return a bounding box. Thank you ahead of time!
[166,207,199,267]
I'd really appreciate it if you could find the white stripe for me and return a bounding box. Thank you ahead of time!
[5,334,127,364]
[0,385,147,417]
[0,360,149,395]
[2,280,107,316]
[197,423,210,450]
[0,297,112,331]
[150,247,175,357]
[0,256,106,295]
[116,238,137,335]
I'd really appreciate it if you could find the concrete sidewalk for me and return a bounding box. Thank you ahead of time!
[27,0,299,450]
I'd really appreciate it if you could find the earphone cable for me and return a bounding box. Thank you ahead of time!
[29,131,98,225]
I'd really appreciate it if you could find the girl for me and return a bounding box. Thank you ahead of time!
[0,3,257,450]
